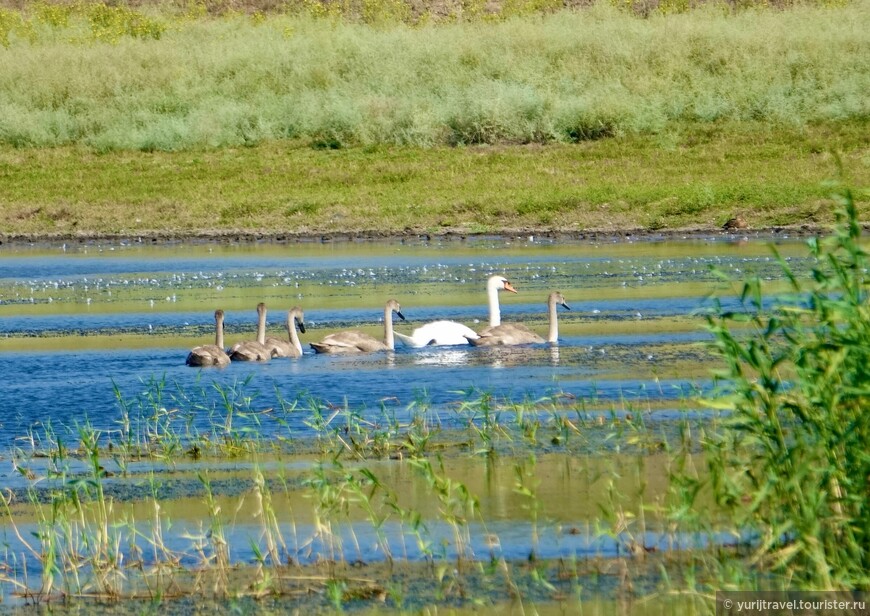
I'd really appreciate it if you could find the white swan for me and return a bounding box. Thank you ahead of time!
[230,302,272,361]
[395,275,517,347]
[484,274,517,326]
[311,299,405,354]
[395,320,479,347]
[186,309,231,367]
[265,307,305,358]
[469,291,570,347]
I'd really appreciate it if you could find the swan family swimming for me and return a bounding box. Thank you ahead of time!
[186,275,570,366]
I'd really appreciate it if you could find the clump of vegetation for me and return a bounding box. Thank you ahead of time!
[5,189,869,608]
[692,186,870,589]
[0,376,682,610]
[0,1,165,47]
[0,0,867,151]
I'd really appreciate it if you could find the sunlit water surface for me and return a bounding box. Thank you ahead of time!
[0,235,810,450]
[0,235,813,610]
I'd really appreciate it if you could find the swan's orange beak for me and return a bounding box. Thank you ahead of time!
[503,280,518,293]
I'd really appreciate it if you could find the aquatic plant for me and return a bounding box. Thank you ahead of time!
[0,374,720,611]
[695,187,870,589]
[408,455,480,567]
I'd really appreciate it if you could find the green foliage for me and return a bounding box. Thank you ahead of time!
[0,7,33,47]
[33,1,75,28]
[2,2,168,44]
[699,187,870,589]
[501,0,564,18]
[85,3,166,42]
[611,0,851,16]
[0,2,867,151]
[360,0,411,24]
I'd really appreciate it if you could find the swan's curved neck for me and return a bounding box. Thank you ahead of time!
[383,305,395,350]
[256,308,267,345]
[288,314,302,354]
[216,315,225,349]
[487,283,501,327]
[547,297,560,343]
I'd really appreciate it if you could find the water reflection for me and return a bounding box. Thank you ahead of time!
[0,450,733,570]
[549,344,561,366]
[413,348,473,366]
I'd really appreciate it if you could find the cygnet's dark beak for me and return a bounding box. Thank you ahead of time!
[396,310,406,321]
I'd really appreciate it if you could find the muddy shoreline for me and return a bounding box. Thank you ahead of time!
[0,223,833,249]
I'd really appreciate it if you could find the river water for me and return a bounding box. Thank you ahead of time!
[0,234,810,451]
[0,233,815,610]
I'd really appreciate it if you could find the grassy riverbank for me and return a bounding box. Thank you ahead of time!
[0,0,868,239]
[1,122,868,239]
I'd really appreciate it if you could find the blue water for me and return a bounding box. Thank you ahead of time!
[0,343,705,449]
[0,237,810,608]
[0,517,741,576]
[0,236,808,452]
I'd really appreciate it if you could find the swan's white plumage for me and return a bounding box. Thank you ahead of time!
[395,275,515,347]
[395,320,479,347]
[485,275,517,327]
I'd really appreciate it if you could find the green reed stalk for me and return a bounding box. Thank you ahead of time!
[513,455,542,562]
[352,467,396,567]
[247,465,286,595]
[77,423,126,597]
[137,474,179,600]
[303,460,348,574]
[273,384,300,447]
[408,455,479,567]
[197,471,230,594]
[690,186,870,589]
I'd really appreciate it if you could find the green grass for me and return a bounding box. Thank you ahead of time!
[0,122,867,237]
[0,380,695,609]
[0,2,867,237]
[0,2,867,153]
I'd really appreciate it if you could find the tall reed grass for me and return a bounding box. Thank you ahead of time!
[0,0,866,151]
[683,186,870,590]
[0,381,682,609]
